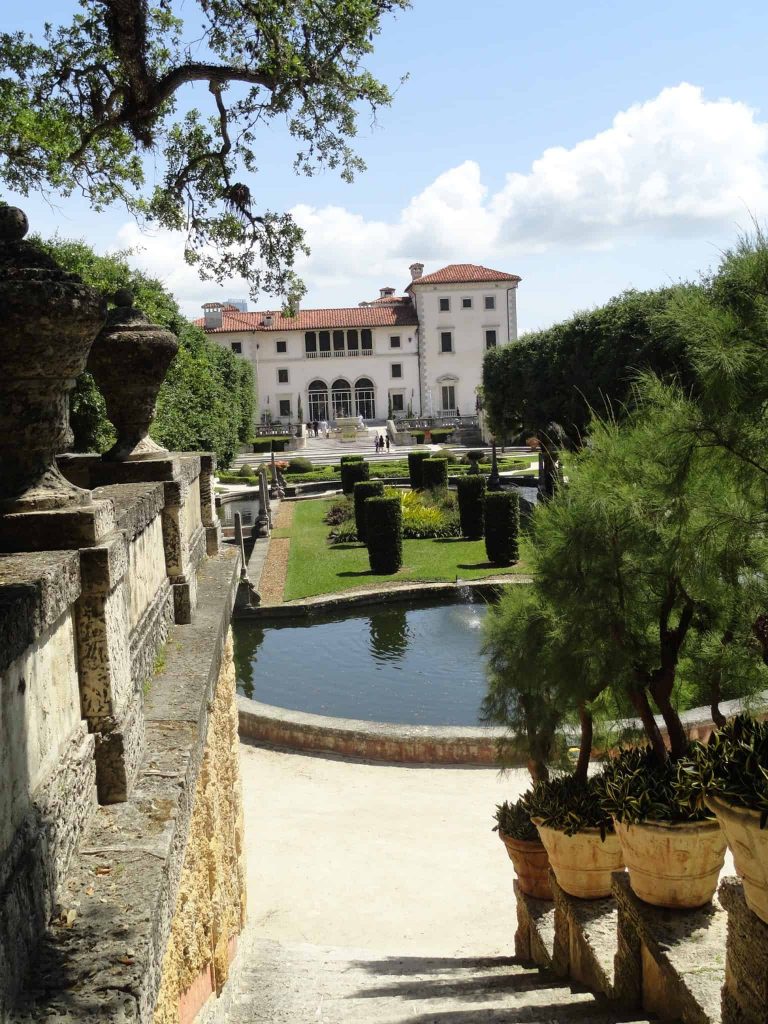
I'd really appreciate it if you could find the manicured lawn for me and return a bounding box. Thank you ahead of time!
[281,497,531,601]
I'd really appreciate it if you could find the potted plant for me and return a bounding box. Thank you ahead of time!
[598,747,726,909]
[493,797,552,900]
[681,716,768,923]
[526,774,622,899]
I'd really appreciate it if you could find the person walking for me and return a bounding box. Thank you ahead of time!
[385,435,390,452]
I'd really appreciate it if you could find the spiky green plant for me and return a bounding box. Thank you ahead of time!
[598,746,711,825]
[525,774,614,839]
[493,798,539,842]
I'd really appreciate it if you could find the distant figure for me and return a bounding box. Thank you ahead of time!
[306,421,312,436]
[374,435,380,453]
[358,413,365,429]
[313,419,319,437]
[456,406,461,417]
[321,419,329,438]
[379,434,385,451]
[386,435,391,452]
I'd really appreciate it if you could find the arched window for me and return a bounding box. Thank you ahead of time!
[307,379,328,422]
[354,377,376,420]
[331,378,353,419]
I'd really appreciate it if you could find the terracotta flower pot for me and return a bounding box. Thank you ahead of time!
[534,822,624,899]
[706,795,768,924]
[613,818,726,909]
[499,831,553,900]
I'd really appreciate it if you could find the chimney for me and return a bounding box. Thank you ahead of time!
[202,302,223,329]
[380,286,396,298]
[263,312,274,327]
[358,301,369,307]
[409,263,424,281]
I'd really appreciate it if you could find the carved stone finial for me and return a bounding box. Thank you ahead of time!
[0,206,29,242]
[113,287,134,308]
[88,303,179,461]
[0,208,106,514]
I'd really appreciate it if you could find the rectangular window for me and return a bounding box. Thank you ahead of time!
[231,341,242,354]
[441,384,456,411]
[241,510,253,525]
[440,331,453,353]
[391,393,404,412]
[439,297,450,312]
[485,329,497,349]
[361,329,373,350]
[277,368,289,384]
[276,340,287,353]
[484,295,496,310]
[462,297,472,309]
[347,329,359,350]
[391,363,403,378]
[279,399,291,417]
[319,330,331,352]
[333,330,345,351]
[390,335,401,348]
[304,331,317,353]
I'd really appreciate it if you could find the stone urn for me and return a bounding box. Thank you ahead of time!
[0,206,106,513]
[613,818,726,909]
[88,289,179,460]
[534,822,624,899]
[706,795,768,924]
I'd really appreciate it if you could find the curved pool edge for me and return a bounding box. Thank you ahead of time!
[237,695,515,765]
[234,575,533,620]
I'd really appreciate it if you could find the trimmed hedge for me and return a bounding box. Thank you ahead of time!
[353,479,385,542]
[422,458,448,491]
[456,475,486,539]
[287,457,312,474]
[484,490,520,566]
[340,454,364,465]
[252,437,289,453]
[340,459,369,495]
[365,496,403,574]
[407,451,430,489]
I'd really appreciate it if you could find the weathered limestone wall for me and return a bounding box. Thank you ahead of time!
[127,516,168,630]
[154,632,247,1024]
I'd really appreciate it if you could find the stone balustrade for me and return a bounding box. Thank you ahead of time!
[0,208,240,1021]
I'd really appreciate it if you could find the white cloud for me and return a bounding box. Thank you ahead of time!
[112,83,768,319]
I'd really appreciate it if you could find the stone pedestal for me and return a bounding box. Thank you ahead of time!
[719,877,768,1024]
[83,456,206,625]
[550,873,617,997]
[513,879,556,968]
[613,871,725,1024]
[197,452,222,555]
[0,551,97,1005]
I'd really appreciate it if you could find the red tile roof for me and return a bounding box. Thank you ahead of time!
[408,263,521,287]
[195,302,417,334]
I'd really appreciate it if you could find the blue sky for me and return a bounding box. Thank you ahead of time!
[8,0,768,329]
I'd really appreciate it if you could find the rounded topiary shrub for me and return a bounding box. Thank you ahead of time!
[484,490,520,566]
[353,479,385,543]
[365,495,403,574]
[456,475,486,539]
[422,458,448,491]
[340,454,364,466]
[407,451,430,489]
[239,464,254,477]
[287,457,312,474]
[341,459,369,495]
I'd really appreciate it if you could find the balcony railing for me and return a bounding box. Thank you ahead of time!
[305,347,375,358]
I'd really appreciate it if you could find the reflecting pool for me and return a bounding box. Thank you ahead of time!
[232,597,490,726]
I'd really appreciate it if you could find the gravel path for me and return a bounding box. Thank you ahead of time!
[256,502,295,604]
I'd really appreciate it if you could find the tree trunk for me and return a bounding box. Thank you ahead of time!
[527,757,549,784]
[629,687,668,763]
[652,691,688,760]
[575,703,593,784]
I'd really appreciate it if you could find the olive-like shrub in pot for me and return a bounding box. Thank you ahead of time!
[598,747,725,909]
[493,797,552,900]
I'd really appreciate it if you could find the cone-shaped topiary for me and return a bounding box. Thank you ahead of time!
[353,479,385,542]
[456,475,486,538]
[340,459,369,495]
[408,450,430,489]
[365,495,403,573]
[484,490,520,565]
[422,457,448,491]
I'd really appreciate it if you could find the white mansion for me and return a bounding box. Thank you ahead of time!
[197,262,521,425]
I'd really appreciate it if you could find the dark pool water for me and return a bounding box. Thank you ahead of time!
[232,597,490,726]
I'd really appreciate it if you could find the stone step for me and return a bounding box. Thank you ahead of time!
[217,935,654,1024]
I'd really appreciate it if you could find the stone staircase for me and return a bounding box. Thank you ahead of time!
[218,932,655,1023]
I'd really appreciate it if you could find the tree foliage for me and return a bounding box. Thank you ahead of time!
[1,0,409,304]
[482,287,695,444]
[39,235,253,466]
